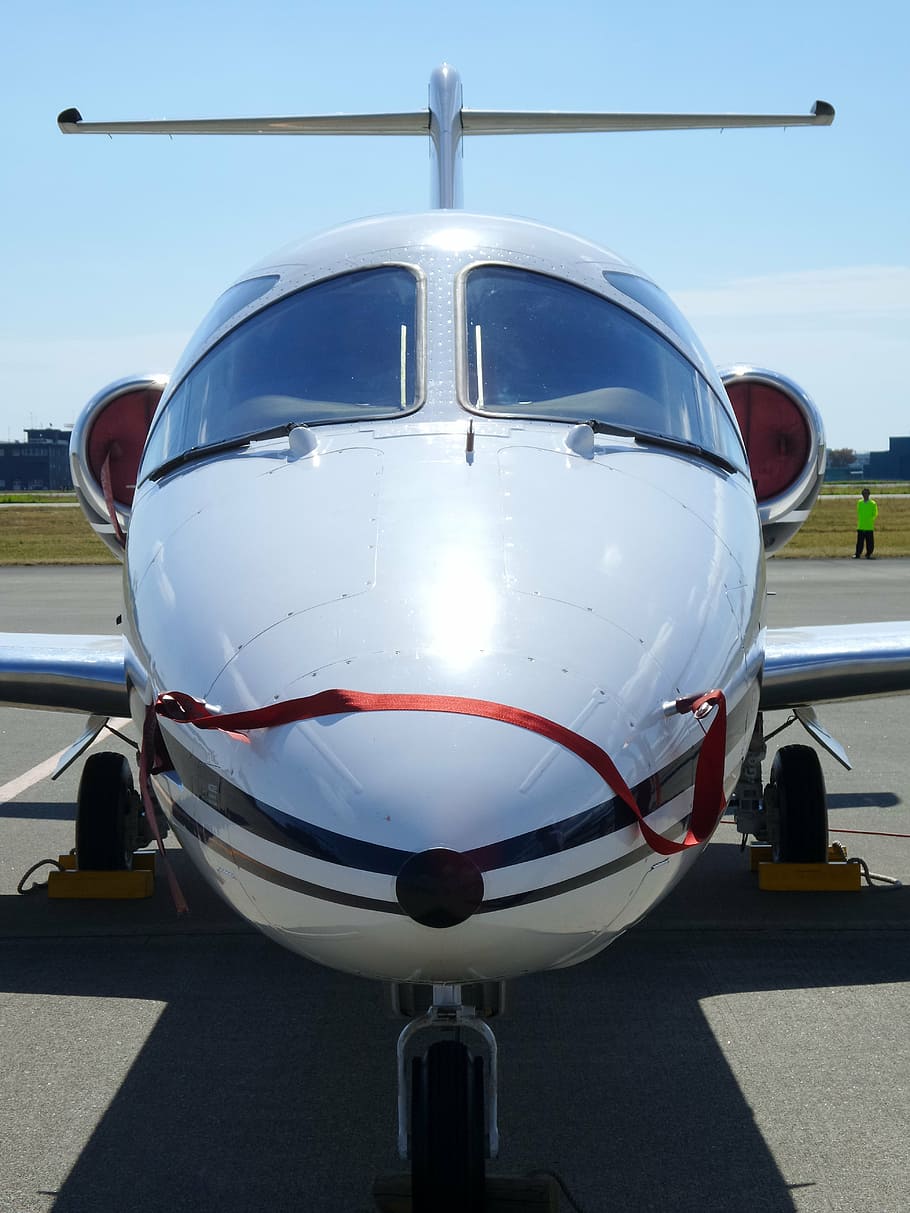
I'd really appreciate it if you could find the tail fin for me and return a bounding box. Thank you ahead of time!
[58,64,834,210]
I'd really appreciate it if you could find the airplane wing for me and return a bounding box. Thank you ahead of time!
[0,634,129,717]
[762,622,910,710]
[4,625,909,717]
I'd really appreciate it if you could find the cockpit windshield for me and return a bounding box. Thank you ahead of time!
[462,265,746,471]
[140,266,420,478]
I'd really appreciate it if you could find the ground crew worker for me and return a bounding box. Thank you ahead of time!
[855,487,878,559]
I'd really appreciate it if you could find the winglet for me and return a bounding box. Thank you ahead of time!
[57,107,83,132]
[812,100,835,124]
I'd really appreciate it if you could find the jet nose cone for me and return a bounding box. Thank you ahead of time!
[396,848,485,928]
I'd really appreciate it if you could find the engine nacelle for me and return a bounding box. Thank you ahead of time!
[721,366,826,555]
[70,374,168,558]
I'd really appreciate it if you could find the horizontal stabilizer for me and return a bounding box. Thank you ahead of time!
[0,634,128,716]
[58,109,430,136]
[762,622,910,710]
[462,102,834,134]
[57,64,835,210]
[58,103,834,138]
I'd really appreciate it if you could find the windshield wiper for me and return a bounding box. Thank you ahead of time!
[586,420,738,475]
[149,421,301,482]
[585,419,638,441]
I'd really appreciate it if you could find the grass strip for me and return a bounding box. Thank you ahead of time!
[774,496,910,558]
[819,482,910,496]
[0,507,118,565]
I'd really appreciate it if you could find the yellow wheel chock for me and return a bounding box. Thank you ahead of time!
[749,842,862,891]
[46,852,156,900]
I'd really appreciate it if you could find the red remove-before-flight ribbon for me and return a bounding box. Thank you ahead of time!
[149,686,728,857]
[99,447,126,546]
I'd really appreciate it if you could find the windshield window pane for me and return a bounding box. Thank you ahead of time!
[168,275,280,387]
[601,271,706,352]
[464,266,745,470]
[141,267,419,476]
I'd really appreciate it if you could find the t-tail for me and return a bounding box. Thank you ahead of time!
[58,64,834,210]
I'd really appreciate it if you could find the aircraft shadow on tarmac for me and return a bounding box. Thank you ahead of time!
[3,847,909,1213]
[0,799,77,822]
[826,791,902,810]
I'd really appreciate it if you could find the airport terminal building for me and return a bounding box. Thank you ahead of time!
[0,429,73,491]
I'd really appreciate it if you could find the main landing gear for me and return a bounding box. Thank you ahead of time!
[75,752,141,870]
[766,744,829,863]
[20,749,163,900]
[73,750,161,871]
[731,713,830,861]
[71,747,163,883]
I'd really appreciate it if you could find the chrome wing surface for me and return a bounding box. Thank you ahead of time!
[0,634,129,716]
[762,623,910,710]
[8,625,909,716]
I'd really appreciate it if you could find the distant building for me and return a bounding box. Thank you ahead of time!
[0,428,73,491]
[824,450,869,482]
[866,436,910,481]
[825,436,910,483]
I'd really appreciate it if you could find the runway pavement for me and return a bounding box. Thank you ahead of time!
[1,562,909,1213]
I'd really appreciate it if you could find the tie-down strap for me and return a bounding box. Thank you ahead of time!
[152,686,728,857]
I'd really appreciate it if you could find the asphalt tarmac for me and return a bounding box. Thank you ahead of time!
[1,562,909,1213]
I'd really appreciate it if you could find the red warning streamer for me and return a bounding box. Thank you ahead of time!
[152,687,728,857]
[99,447,126,547]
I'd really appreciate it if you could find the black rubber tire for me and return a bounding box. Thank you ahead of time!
[75,752,136,871]
[411,1040,486,1213]
[770,744,829,863]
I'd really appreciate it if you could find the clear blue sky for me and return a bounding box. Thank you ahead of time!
[2,0,908,451]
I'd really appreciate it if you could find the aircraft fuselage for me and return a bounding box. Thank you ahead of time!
[122,211,764,981]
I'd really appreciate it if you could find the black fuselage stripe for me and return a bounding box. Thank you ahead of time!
[171,804,406,915]
[169,800,682,916]
[478,833,678,912]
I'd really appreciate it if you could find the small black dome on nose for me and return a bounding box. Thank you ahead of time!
[396,848,485,928]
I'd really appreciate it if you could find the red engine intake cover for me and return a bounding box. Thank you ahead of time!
[86,386,163,508]
[725,379,810,502]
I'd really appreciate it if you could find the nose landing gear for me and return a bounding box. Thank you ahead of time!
[394,984,498,1213]
[410,1037,488,1211]
[375,983,563,1211]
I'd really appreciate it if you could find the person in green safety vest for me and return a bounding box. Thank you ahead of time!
[854,487,878,559]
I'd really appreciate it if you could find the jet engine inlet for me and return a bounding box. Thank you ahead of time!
[69,373,168,557]
[721,365,826,554]
[396,848,485,928]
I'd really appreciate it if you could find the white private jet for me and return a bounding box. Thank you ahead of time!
[4,65,910,1211]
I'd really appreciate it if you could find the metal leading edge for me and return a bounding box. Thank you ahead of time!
[762,622,910,709]
[0,634,128,715]
[461,101,835,133]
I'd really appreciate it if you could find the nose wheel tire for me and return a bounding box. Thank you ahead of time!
[411,1040,486,1213]
[75,752,138,871]
[768,744,829,863]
